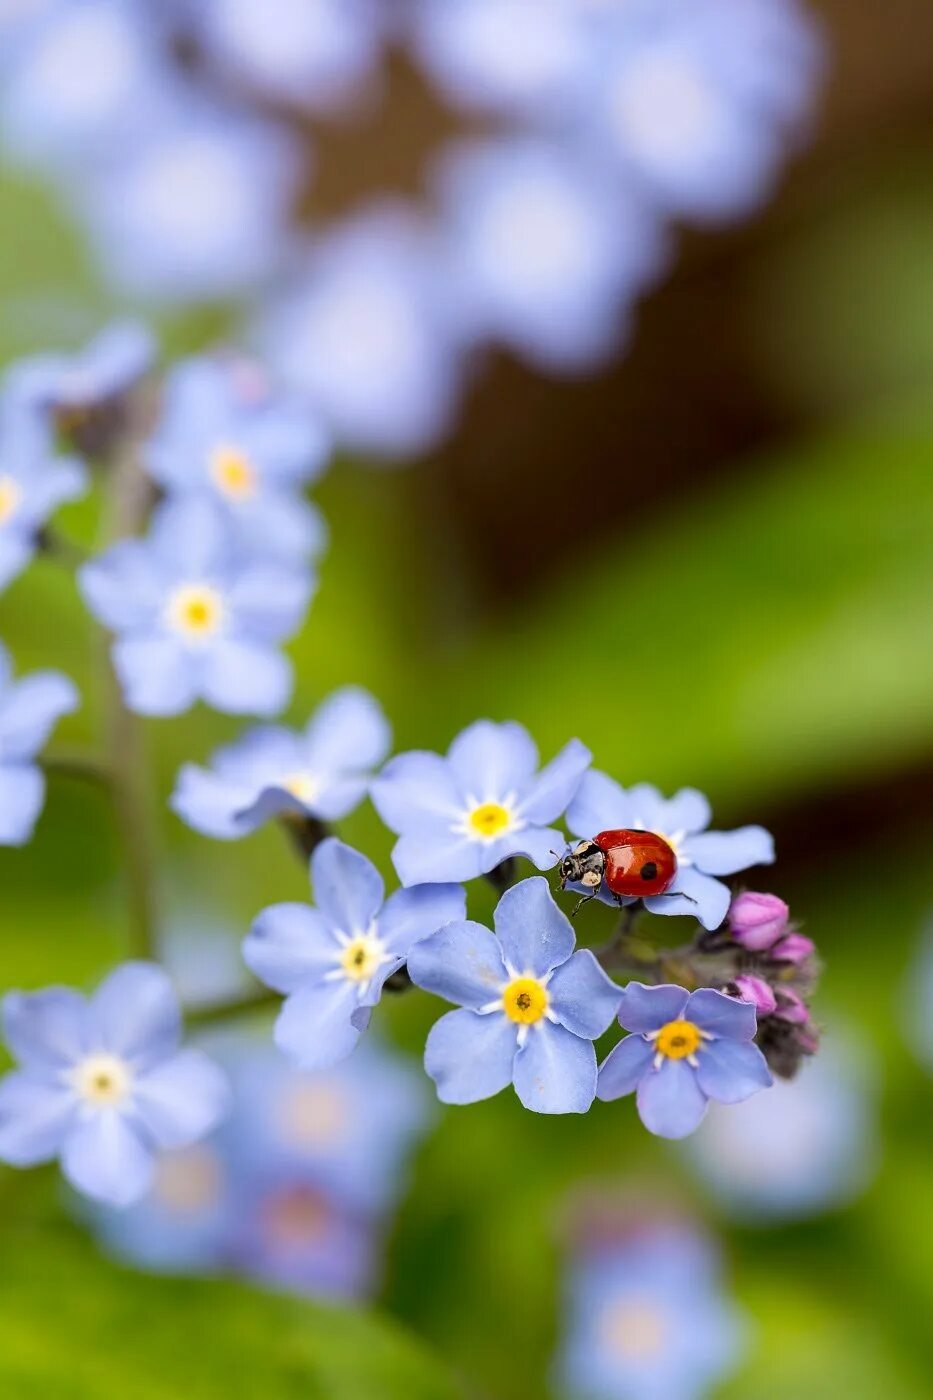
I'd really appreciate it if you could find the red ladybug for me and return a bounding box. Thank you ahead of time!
[558,829,678,914]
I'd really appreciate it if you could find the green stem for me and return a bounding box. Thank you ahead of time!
[186,988,279,1027]
[41,751,112,788]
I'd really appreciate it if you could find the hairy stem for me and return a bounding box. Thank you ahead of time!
[281,814,331,862]
[41,751,112,788]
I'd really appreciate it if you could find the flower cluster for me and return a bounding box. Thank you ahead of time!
[0,0,822,457]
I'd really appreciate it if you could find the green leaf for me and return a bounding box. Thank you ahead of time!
[0,1223,467,1400]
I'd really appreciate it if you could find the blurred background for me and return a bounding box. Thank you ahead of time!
[1,1,933,1396]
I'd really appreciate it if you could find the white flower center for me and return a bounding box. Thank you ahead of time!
[280,771,320,806]
[601,1299,669,1361]
[153,1146,223,1212]
[70,1053,131,1107]
[277,1081,348,1148]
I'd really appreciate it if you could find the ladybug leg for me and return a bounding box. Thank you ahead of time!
[570,892,595,919]
[654,891,698,906]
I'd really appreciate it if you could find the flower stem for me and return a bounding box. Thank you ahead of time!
[280,814,331,862]
[41,750,112,788]
[484,857,517,893]
[186,988,280,1027]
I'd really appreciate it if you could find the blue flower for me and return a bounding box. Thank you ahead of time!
[79,498,312,717]
[6,321,155,419]
[256,205,463,459]
[0,381,87,591]
[244,839,466,1069]
[193,0,388,115]
[172,687,391,839]
[0,962,231,1207]
[567,773,774,929]
[144,355,329,561]
[408,877,621,1113]
[558,1221,745,1400]
[598,982,772,1139]
[372,719,591,885]
[0,642,78,844]
[434,137,663,371]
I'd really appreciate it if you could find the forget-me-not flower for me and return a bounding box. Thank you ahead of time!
[6,321,155,422]
[172,686,391,839]
[408,877,621,1113]
[598,982,772,1139]
[372,719,591,885]
[0,641,78,845]
[0,962,230,1207]
[567,772,774,930]
[79,498,312,717]
[0,381,87,591]
[144,355,329,560]
[244,839,465,1069]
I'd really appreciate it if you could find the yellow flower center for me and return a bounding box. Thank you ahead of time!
[502,976,549,1025]
[655,1019,702,1060]
[468,802,512,839]
[602,1300,669,1361]
[0,475,22,526]
[166,584,224,640]
[153,1147,222,1212]
[71,1053,131,1106]
[281,771,319,805]
[208,442,257,501]
[339,932,385,984]
[278,1081,348,1148]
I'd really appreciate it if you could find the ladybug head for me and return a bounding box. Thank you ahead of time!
[557,840,605,891]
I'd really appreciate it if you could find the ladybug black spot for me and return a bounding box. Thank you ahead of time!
[640,861,658,881]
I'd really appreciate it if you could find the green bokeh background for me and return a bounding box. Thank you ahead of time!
[3,32,933,1397]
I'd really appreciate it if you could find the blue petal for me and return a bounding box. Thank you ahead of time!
[199,639,292,717]
[682,825,775,876]
[371,751,464,834]
[512,1021,597,1114]
[274,982,363,1068]
[228,563,312,642]
[149,497,231,576]
[0,671,78,762]
[0,1071,75,1164]
[636,1060,708,1139]
[244,903,339,993]
[390,830,483,886]
[565,769,632,839]
[407,920,508,1008]
[303,686,391,774]
[60,1111,155,1207]
[134,1049,231,1147]
[653,787,712,835]
[695,1039,773,1104]
[170,764,253,840]
[92,963,181,1068]
[492,876,574,977]
[547,950,622,1039]
[423,1008,516,1104]
[596,1034,655,1101]
[686,988,757,1040]
[2,987,91,1068]
[78,542,163,632]
[507,824,567,871]
[112,636,197,717]
[0,764,44,845]
[644,866,730,931]
[617,982,689,1033]
[311,839,384,933]
[377,882,466,957]
[516,738,591,824]
[446,720,539,799]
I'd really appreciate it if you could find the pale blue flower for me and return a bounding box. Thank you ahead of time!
[79,498,312,717]
[5,321,155,419]
[0,963,230,1207]
[244,839,465,1069]
[0,641,78,845]
[172,687,390,839]
[408,877,621,1113]
[567,773,774,930]
[144,355,329,560]
[372,719,590,885]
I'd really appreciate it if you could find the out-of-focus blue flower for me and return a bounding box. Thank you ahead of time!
[567,774,774,930]
[372,719,591,885]
[410,0,589,121]
[256,206,463,460]
[192,0,388,114]
[588,0,823,224]
[78,104,302,301]
[79,498,312,717]
[558,1220,745,1400]
[5,321,155,420]
[0,641,78,845]
[0,0,170,171]
[144,355,329,560]
[434,137,664,371]
[0,381,87,591]
[409,877,621,1113]
[689,1039,877,1222]
[172,687,390,840]
[0,962,230,1207]
[244,838,465,1068]
[907,923,933,1072]
[598,982,772,1139]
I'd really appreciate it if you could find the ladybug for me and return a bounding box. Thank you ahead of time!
[558,829,678,915]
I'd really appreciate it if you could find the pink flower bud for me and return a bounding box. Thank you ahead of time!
[727,892,789,951]
[732,974,777,1016]
[774,989,808,1024]
[771,932,815,964]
